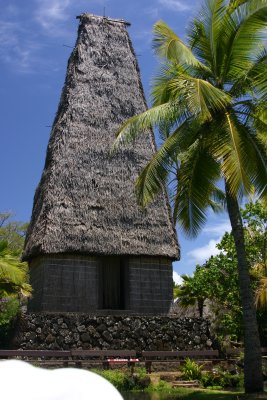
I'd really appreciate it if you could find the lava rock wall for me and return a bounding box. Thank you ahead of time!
[12,314,216,351]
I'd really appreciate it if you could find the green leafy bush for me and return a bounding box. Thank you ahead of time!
[146,379,172,392]
[0,297,19,325]
[180,358,202,380]
[132,368,151,389]
[200,371,216,388]
[93,368,150,391]
[200,368,243,389]
[0,297,19,344]
[95,370,130,391]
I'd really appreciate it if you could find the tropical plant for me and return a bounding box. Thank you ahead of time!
[180,358,203,381]
[146,380,172,392]
[0,241,31,298]
[175,273,208,317]
[115,0,267,393]
[201,368,243,389]
[93,369,151,391]
[0,297,20,344]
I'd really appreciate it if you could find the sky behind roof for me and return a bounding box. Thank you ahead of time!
[0,0,231,281]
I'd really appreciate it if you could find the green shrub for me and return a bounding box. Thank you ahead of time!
[134,367,147,378]
[146,379,172,392]
[93,368,150,391]
[200,368,244,389]
[94,370,130,391]
[180,358,202,380]
[132,368,151,390]
[0,297,19,344]
[200,371,216,388]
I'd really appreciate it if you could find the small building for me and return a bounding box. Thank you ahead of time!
[23,14,180,314]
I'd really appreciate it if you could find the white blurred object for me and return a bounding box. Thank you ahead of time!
[0,360,123,400]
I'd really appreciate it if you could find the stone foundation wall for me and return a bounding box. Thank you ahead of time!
[13,313,216,351]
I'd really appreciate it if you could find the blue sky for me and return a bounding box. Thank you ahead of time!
[0,0,231,281]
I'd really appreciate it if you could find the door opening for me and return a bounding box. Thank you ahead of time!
[99,257,128,310]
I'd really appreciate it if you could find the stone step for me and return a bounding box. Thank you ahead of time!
[171,380,200,388]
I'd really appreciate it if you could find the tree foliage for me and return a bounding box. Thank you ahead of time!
[0,212,30,299]
[115,1,267,236]
[0,241,31,298]
[0,212,28,256]
[0,213,31,344]
[177,201,267,344]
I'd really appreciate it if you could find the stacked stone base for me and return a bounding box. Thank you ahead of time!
[12,313,216,351]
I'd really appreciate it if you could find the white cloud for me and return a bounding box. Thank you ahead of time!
[158,0,190,12]
[145,0,191,21]
[173,271,183,285]
[0,21,17,46]
[0,21,41,73]
[187,239,221,265]
[0,0,111,73]
[34,0,110,37]
[0,18,61,74]
[181,219,230,268]
[34,0,71,36]
[203,221,231,236]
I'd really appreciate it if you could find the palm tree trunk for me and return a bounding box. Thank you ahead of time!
[197,298,204,318]
[225,181,263,393]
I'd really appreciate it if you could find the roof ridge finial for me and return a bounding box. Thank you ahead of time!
[76,13,131,26]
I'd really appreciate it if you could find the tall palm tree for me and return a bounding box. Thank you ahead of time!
[115,0,267,392]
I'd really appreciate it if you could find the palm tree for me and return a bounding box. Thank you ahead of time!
[176,274,207,318]
[115,0,267,392]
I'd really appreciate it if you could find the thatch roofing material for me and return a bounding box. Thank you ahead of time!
[23,14,180,261]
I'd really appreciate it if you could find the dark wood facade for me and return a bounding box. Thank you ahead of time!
[28,255,173,314]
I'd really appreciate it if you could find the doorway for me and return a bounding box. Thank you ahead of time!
[99,257,128,310]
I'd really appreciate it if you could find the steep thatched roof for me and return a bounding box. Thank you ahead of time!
[23,13,180,261]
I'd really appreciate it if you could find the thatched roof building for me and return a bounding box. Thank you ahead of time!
[24,14,179,314]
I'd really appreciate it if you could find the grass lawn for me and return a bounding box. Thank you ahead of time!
[123,388,267,400]
[172,388,267,399]
[172,388,240,398]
